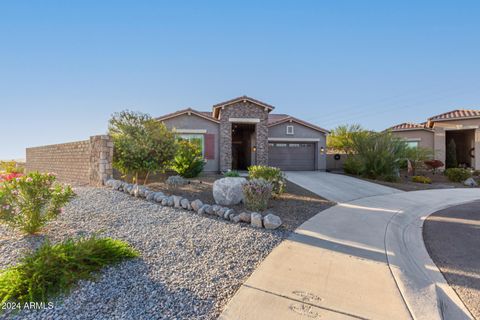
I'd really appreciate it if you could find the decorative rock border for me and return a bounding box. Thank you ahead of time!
[105,179,282,230]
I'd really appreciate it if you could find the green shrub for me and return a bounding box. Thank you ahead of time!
[0,172,75,234]
[343,156,363,175]
[247,165,286,196]
[242,179,272,211]
[445,168,471,182]
[170,139,205,178]
[224,170,240,177]
[412,175,432,184]
[0,236,139,308]
[0,161,23,174]
[472,170,480,177]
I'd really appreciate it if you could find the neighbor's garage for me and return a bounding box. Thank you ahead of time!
[268,142,316,171]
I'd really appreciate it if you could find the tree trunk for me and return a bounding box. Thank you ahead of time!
[143,172,150,185]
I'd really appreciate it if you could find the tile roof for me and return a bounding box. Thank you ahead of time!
[428,109,480,121]
[388,122,427,131]
[212,95,275,110]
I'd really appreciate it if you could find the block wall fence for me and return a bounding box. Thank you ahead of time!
[26,135,113,186]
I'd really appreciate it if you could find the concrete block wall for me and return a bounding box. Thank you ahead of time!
[26,135,113,186]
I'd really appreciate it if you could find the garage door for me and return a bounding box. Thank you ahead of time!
[268,142,315,171]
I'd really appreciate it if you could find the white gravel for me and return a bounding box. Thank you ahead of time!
[0,187,287,320]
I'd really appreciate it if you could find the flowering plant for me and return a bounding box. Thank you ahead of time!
[0,172,23,183]
[0,172,75,234]
[242,178,273,211]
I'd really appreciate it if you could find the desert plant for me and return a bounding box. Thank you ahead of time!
[224,170,240,177]
[411,175,432,184]
[247,165,286,196]
[349,131,408,180]
[424,160,444,174]
[170,139,205,178]
[446,138,458,169]
[109,110,177,184]
[404,147,433,176]
[0,236,139,308]
[165,175,187,192]
[327,124,367,154]
[445,168,471,182]
[0,172,74,234]
[242,179,272,211]
[343,155,364,175]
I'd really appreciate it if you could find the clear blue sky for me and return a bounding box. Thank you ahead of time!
[1,1,479,160]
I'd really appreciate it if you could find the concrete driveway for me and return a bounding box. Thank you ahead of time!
[285,171,401,203]
[221,183,480,319]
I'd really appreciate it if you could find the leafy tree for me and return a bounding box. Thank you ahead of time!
[446,138,458,168]
[109,110,177,184]
[170,139,205,178]
[327,124,367,154]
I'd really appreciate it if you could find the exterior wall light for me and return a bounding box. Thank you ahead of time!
[253,146,257,152]
[320,146,325,153]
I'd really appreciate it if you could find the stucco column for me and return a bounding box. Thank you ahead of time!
[433,128,446,170]
[474,129,480,170]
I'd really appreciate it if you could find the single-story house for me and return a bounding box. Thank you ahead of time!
[157,96,329,172]
[387,109,480,169]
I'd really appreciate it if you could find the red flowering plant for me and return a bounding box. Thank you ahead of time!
[0,172,23,183]
[0,172,75,234]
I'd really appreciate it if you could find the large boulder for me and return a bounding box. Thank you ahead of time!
[464,177,478,187]
[213,177,247,206]
[263,213,282,230]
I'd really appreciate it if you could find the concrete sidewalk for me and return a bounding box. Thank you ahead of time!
[285,171,401,203]
[220,188,480,320]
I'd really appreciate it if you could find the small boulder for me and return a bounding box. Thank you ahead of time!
[231,215,241,223]
[464,177,478,187]
[167,196,174,207]
[204,205,214,215]
[154,192,166,202]
[263,213,282,230]
[213,177,247,206]
[239,212,251,223]
[225,209,235,219]
[173,196,183,208]
[251,212,263,228]
[181,198,190,209]
[146,192,156,201]
[218,207,227,218]
[105,179,115,187]
[191,199,203,212]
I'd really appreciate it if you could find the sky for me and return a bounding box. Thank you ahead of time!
[1,0,479,159]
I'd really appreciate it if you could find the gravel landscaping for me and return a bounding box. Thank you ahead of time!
[0,187,288,320]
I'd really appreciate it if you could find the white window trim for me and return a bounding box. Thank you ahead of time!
[286,125,294,135]
[406,138,421,142]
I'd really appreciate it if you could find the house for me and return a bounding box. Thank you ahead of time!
[387,109,480,169]
[156,96,329,172]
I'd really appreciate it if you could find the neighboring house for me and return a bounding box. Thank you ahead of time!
[157,96,329,172]
[387,109,480,169]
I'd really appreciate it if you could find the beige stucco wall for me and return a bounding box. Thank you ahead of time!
[391,130,434,149]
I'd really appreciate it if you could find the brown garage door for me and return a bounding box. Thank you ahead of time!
[268,142,315,171]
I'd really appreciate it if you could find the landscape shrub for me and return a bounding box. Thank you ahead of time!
[349,131,407,180]
[0,172,74,234]
[472,170,480,177]
[0,161,23,174]
[424,160,444,174]
[109,110,177,184]
[242,179,272,211]
[327,124,366,154]
[343,156,363,175]
[445,168,471,182]
[0,236,139,308]
[411,175,432,184]
[0,173,23,183]
[404,147,433,176]
[170,139,205,178]
[224,170,240,177]
[247,165,286,196]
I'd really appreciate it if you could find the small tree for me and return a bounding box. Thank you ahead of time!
[327,124,367,154]
[404,147,433,176]
[446,138,458,168]
[109,110,177,184]
[170,139,205,178]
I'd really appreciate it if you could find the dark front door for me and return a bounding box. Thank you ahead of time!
[268,142,315,170]
[232,123,255,170]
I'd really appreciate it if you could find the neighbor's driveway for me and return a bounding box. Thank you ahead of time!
[284,171,401,202]
[221,180,480,319]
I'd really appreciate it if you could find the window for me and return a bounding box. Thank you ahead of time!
[289,144,300,147]
[177,134,205,156]
[286,125,294,135]
[406,141,419,149]
[275,143,287,147]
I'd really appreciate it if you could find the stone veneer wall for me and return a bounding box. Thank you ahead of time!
[219,101,269,171]
[26,135,113,186]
